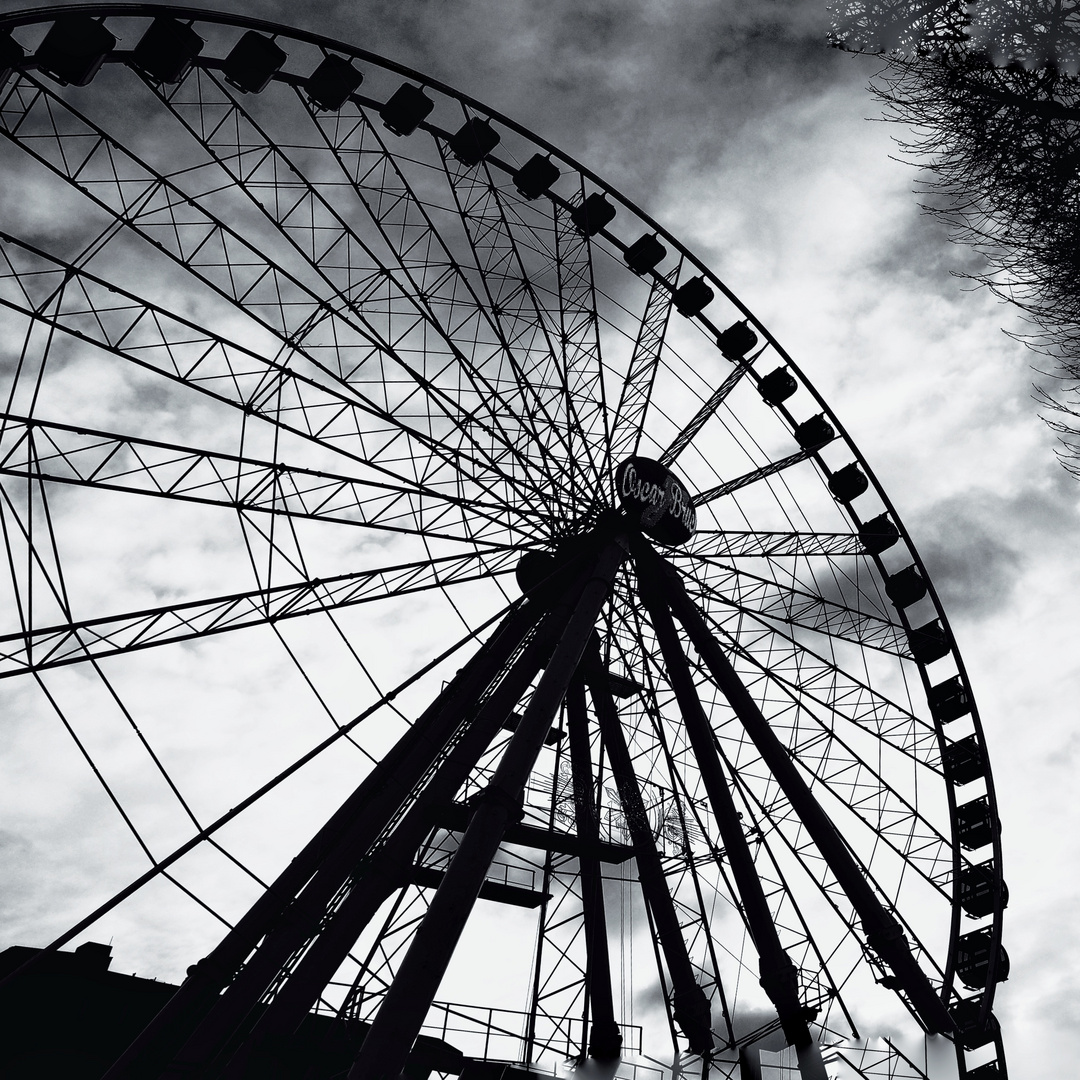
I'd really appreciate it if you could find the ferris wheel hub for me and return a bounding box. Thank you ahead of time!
[615,456,696,546]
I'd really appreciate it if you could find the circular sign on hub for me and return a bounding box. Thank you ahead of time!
[615,457,696,546]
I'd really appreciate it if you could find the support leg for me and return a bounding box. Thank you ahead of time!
[650,547,953,1035]
[214,612,569,1076]
[105,601,542,1080]
[346,536,628,1080]
[585,638,714,1057]
[567,674,622,1062]
[634,546,826,1080]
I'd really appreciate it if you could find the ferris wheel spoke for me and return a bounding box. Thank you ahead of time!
[0,78,556,519]
[0,412,536,543]
[0,236,551,544]
[693,447,820,506]
[430,131,597,500]
[549,179,609,500]
[309,88,582,502]
[680,555,908,657]
[0,549,517,680]
[436,138,618,499]
[607,261,682,464]
[140,67,568,522]
[659,360,754,467]
[681,529,868,560]
[691,584,941,768]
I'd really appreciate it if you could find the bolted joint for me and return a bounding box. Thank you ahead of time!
[865,913,905,957]
[671,983,714,1055]
[587,1018,623,1061]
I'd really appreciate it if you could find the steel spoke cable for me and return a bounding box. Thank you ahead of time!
[145,67,568,525]
[1,78,556,529]
[0,593,523,995]
[0,235,550,547]
[677,561,940,759]
[678,554,908,659]
[17,462,275,895]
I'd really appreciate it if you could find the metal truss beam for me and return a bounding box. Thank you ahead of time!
[146,67,564,520]
[660,362,749,467]
[347,535,627,1080]
[651,548,955,1036]
[693,448,815,507]
[0,550,516,679]
[610,261,681,463]
[680,530,867,560]
[0,234,546,545]
[0,413,524,542]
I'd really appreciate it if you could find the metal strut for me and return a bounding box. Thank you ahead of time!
[633,541,827,1080]
[647,548,955,1036]
[584,637,714,1057]
[566,673,622,1061]
[210,611,570,1079]
[103,599,544,1080]
[346,535,629,1080]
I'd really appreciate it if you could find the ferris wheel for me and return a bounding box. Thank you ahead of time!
[0,6,1008,1080]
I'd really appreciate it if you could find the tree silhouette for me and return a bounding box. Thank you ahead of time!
[830,1,1080,473]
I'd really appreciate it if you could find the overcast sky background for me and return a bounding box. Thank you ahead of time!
[2,0,1078,1076]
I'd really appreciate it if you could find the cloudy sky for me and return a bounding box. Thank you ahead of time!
[1,1,1077,1077]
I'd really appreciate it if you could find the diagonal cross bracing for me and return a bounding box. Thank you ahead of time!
[0,549,515,679]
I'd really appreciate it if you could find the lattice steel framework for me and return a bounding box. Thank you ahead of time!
[0,7,1007,1080]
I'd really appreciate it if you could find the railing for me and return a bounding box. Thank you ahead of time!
[453,767,711,860]
[419,999,644,1065]
[414,844,542,894]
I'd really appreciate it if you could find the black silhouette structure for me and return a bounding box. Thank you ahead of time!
[0,7,1007,1080]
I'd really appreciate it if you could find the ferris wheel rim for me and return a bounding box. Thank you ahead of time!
[0,5,1007,1076]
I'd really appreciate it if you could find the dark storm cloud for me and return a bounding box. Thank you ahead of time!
[8,1,859,230]
[909,472,1078,618]
[301,0,852,208]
